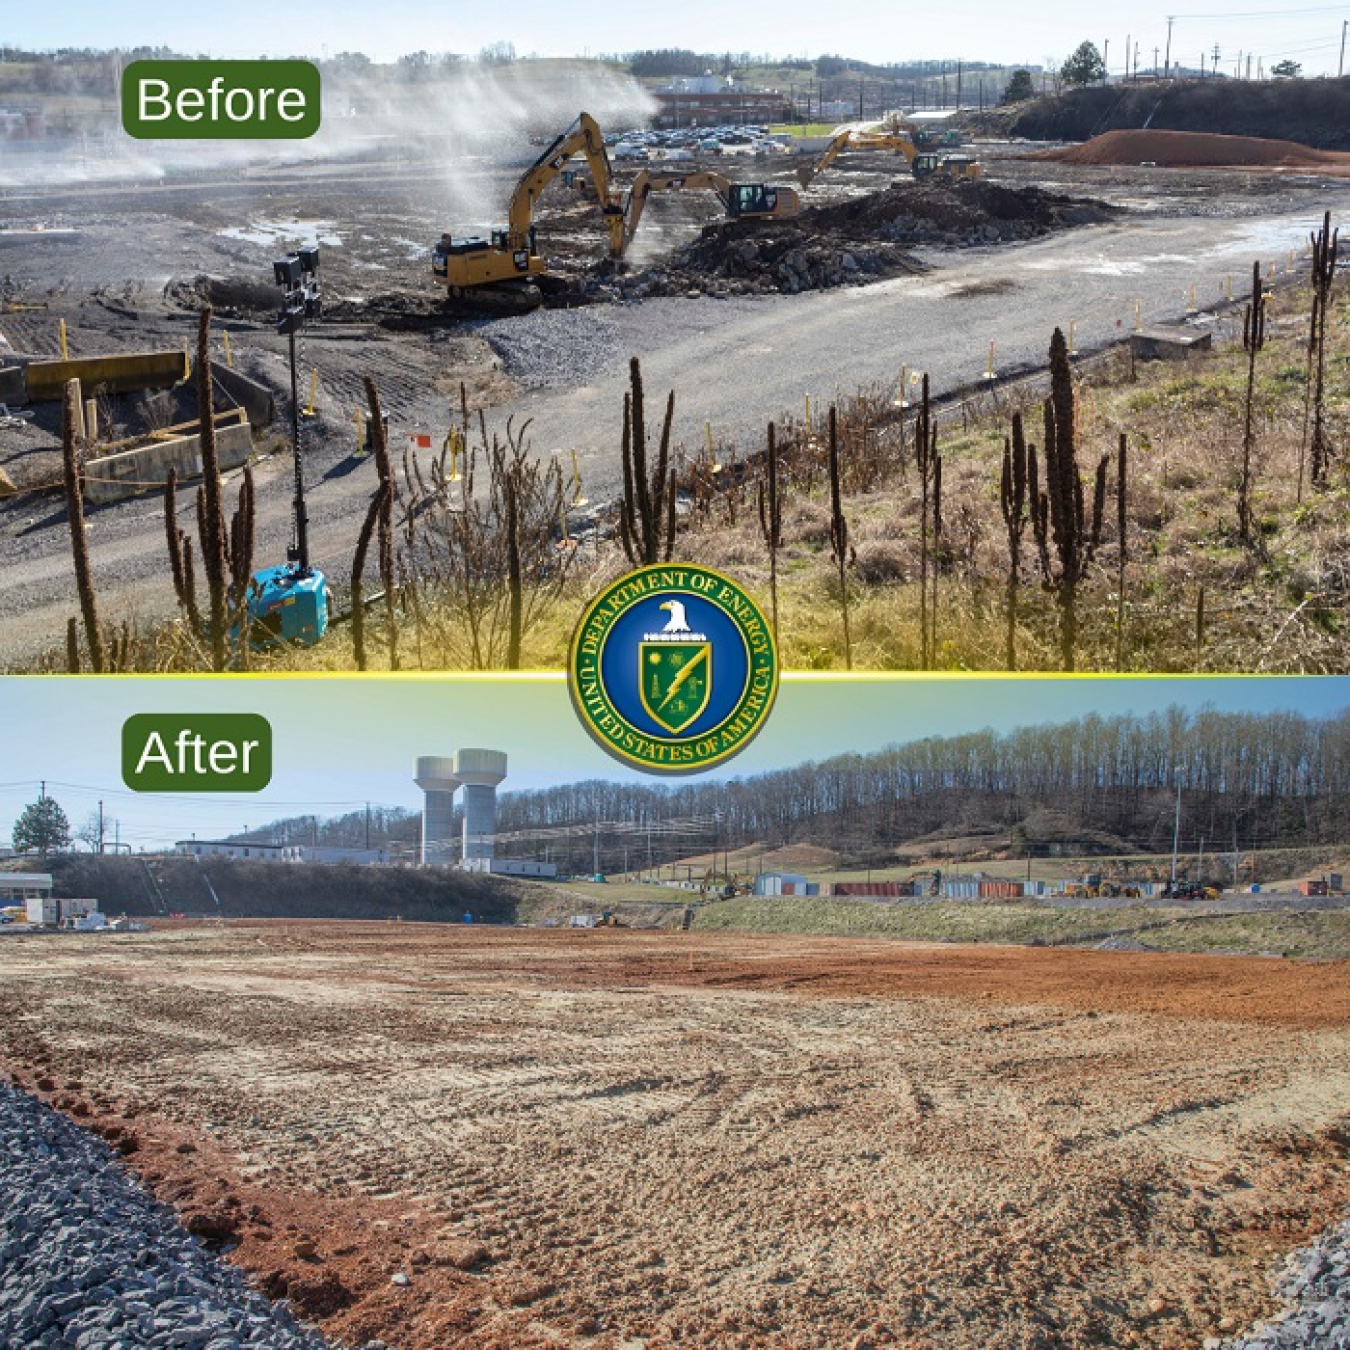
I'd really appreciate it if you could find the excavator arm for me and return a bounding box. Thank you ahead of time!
[506,111,624,258]
[796,127,854,189]
[796,121,918,189]
[621,170,734,254]
[619,170,800,258]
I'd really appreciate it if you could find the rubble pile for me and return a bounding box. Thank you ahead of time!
[594,179,1113,301]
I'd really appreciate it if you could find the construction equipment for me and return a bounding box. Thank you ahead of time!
[619,171,800,257]
[796,121,921,189]
[795,120,980,189]
[244,245,330,647]
[432,112,625,315]
[907,868,943,897]
[912,152,982,182]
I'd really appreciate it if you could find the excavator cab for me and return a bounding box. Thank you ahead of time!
[726,183,801,219]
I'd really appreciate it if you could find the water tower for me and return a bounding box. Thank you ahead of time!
[414,756,460,865]
[454,749,507,860]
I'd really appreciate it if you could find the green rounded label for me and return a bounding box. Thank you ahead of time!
[568,564,778,774]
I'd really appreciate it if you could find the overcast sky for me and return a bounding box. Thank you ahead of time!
[2,675,1347,853]
[11,1,1348,77]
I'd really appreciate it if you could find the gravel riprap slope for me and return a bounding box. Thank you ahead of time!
[0,1079,334,1350]
[1222,1217,1350,1349]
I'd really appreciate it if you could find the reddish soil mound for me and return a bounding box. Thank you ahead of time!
[1036,127,1350,170]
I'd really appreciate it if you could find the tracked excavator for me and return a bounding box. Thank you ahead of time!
[795,120,980,189]
[432,112,625,315]
[618,170,800,257]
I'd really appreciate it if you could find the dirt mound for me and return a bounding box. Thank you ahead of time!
[1036,128,1350,170]
[598,180,1112,301]
[166,273,278,317]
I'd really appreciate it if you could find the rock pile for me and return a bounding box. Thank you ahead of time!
[593,179,1113,301]
[0,1080,335,1350]
[1219,1218,1350,1350]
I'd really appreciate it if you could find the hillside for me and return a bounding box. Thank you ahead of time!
[966,76,1350,149]
[23,855,520,923]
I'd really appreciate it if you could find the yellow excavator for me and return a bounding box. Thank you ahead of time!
[432,111,625,314]
[619,170,801,257]
[796,120,980,189]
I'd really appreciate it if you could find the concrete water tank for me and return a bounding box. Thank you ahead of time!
[414,756,461,866]
[454,748,507,861]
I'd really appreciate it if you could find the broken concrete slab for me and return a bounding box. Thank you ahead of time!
[1129,325,1213,361]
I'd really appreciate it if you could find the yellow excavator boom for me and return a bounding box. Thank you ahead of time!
[433,110,624,299]
[506,111,624,257]
[620,170,800,257]
[796,121,918,189]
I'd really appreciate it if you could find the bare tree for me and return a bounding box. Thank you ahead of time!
[61,378,104,672]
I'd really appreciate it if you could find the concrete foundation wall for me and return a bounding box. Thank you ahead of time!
[84,419,253,504]
[24,350,185,404]
[213,364,276,429]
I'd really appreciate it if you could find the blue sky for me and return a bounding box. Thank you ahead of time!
[11,1,1349,76]
[1,675,1346,853]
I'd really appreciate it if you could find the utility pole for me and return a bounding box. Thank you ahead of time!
[1125,33,1131,79]
[1341,19,1348,78]
[1170,768,1184,893]
[1165,15,1175,78]
[98,800,104,855]
[1104,39,1110,82]
[1213,44,1221,80]
[1153,46,1160,77]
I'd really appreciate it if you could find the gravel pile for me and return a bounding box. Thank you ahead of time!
[475,306,624,388]
[0,1080,334,1350]
[1219,1220,1350,1349]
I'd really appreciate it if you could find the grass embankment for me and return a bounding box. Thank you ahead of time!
[676,286,1350,673]
[691,894,1350,957]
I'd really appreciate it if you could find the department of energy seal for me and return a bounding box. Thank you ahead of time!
[568,564,779,774]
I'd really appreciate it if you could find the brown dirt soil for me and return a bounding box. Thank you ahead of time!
[1035,128,1350,170]
[3,920,1350,1350]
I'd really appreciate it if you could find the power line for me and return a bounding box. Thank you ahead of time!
[1172,5,1350,18]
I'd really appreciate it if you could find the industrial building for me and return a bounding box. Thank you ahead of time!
[174,841,390,864]
[0,872,53,902]
[461,858,558,879]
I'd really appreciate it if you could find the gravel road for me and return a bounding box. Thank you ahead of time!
[2,174,1347,664]
[0,1078,334,1350]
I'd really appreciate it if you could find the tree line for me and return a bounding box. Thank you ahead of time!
[492,705,1350,872]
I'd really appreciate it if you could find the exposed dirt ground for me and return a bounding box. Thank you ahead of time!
[3,922,1350,1349]
[1034,128,1350,172]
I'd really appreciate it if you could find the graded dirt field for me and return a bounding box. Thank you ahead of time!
[3,922,1350,1350]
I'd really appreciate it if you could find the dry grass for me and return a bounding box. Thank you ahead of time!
[30,285,1350,673]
